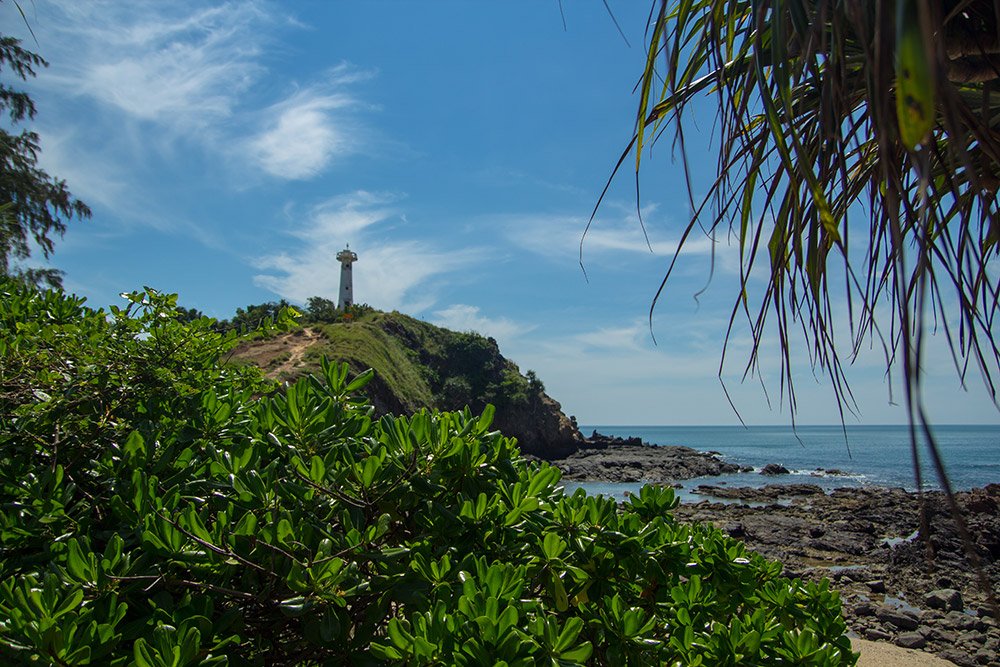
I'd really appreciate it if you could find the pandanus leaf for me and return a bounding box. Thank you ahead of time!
[895,0,935,149]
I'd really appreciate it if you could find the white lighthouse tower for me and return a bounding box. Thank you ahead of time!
[336,245,358,310]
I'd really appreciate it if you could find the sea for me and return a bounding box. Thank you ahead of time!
[569,424,1000,501]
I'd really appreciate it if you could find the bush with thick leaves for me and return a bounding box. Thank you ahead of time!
[0,280,857,665]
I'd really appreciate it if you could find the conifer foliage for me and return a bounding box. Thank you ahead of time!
[0,280,856,665]
[0,33,90,287]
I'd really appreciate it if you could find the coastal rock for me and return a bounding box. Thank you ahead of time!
[966,494,997,514]
[876,605,921,631]
[691,483,823,500]
[937,648,979,667]
[854,601,877,617]
[926,588,964,612]
[865,628,893,642]
[896,632,928,649]
[555,432,740,483]
[866,580,886,593]
[813,468,847,476]
[959,630,987,645]
[943,611,981,632]
[551,431,1000,667]
[924,627,958,643]
[760,463,790,476]
[494,393,582,460]
[725,522,746,538]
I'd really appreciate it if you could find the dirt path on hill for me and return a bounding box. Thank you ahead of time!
[269,328,319,379]
[232,328,322,381]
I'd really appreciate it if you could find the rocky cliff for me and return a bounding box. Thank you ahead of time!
[233,311,584,458]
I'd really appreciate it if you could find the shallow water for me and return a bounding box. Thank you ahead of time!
[577,424,1000,493]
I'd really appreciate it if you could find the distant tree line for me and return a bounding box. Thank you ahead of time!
[179,297,376,333]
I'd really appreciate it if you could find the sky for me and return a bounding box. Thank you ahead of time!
[4,0,999,426]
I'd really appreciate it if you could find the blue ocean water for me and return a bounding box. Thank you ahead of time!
[571,424,1000,499]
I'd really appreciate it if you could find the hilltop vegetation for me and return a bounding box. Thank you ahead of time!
[232,306,582,459]
[0,280,857,665]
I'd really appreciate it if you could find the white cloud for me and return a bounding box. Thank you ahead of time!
[254,192,484,312]
[24,2,375,186]
[431,304,532,349]
[497,209,719,264]
[5,0,276,236]
[572,322,649,352]
[474,166,587,196]
[33,128,227,250]
[295,191,399,240]
[500,318,738,424]
[245,65,375,180]
[4,0,385,243]
[43,1,269,131]
[255,242,483,313]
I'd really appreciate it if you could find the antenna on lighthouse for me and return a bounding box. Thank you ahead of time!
[336,245,358,311]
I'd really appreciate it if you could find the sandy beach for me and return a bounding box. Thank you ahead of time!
[853,638,957,666]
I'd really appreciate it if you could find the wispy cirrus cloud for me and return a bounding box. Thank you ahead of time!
[495,203,720,264]
[245,65,376,180]
[291,191,399,240]
[572,322,651,352]
[254,191,485,312]
[33,129,128,213]
[20,0,378,202]
[40,1,270,131]
[33,127,228,250]
[473,166,587,196]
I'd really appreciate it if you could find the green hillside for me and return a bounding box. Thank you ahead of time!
[234,310,583,458]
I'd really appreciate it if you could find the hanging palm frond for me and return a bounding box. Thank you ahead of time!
[600,0,1000,612]
[628,0,999,416]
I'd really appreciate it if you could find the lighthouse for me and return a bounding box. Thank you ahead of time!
[336,246,358,310]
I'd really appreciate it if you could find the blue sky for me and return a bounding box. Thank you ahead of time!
[5,0,999,426]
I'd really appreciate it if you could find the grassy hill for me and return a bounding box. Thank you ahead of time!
[233,310,583,458]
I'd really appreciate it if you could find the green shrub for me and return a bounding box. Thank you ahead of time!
[0,280,857,665]
[302,298,374,325]
[216,299,298,333]
[305,296,340,323]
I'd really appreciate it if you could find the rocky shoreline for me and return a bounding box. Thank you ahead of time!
[548,432,1000,666]
[673,484,1000,666]
[554,430,750,481]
